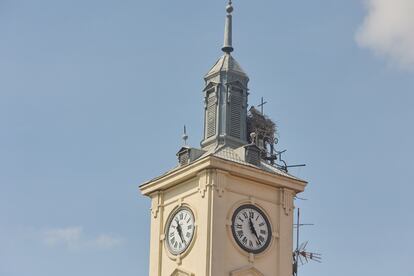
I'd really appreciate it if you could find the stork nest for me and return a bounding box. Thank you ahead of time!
[246,107,277,143]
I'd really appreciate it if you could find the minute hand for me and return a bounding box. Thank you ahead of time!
[249,218,261,243]
[176,220,184,243]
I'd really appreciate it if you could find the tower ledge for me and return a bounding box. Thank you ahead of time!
[140,150,307,196]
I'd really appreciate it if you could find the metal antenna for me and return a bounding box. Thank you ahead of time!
[293,208,322,276]
[293,208,300,276]
[276,150,306,173]
[261,136,306,170]
[182,125,188,146]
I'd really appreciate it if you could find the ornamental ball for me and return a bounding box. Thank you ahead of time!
[226,4,233,13]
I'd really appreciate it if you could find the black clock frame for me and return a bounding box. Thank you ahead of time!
[165,206,195,256]
[231,204,272,254]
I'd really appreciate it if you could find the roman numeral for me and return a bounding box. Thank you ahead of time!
[187,225,192,230]
[259,222,265,227]
[186,232,191,238]
[242,237,248,244]
[235,224,242,229]
[260,230,266,235]
[249,240,253,247]
[243,212,248,219]
[237,230,243,238]
[249,211,254,219]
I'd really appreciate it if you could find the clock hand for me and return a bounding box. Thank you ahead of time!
[249,218,261,244]
[175,219,185,243]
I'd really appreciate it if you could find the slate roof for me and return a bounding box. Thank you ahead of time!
[204,146,304,182]
[141,145,305,187]
[205,53,248,78]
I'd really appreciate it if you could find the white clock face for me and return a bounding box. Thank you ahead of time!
[231,204,271,254]
[165,207,195,255]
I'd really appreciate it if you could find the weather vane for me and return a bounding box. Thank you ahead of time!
[182,125,188,146]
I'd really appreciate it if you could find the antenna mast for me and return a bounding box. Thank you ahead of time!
[293,208,321,276]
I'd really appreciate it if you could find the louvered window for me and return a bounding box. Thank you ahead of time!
[206,93,217,138]
[230,91,243,139]
[178,152,189,166]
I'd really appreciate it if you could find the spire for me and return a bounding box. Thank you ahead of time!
[222,0,234,53]
[201,0,249,151]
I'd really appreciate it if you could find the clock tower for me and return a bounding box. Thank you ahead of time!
[139,2,307,275]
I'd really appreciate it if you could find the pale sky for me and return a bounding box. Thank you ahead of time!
[1,1,414,275]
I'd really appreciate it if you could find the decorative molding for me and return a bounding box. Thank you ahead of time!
[227,79,248,91]
[150,191,163,219]
[175,254,182,265]
[171,268,194,276]
[203,85,218,109]
[248,253,254,264]
[230,265,264,276]
[203,81,219,92]
[197,169,212,198]
[198,169,228,198]
[178,197,183,207]
[281,188,293,216]
[215,170,228,197]
[248,196,256,205]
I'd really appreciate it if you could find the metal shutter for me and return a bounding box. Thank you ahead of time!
[207,95,217,138]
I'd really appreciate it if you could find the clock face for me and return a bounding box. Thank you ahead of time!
[231,204,272,254]
[165,207,195,255]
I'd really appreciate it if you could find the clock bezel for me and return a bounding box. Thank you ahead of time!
[164,205,196,256]
[231,204,272,254]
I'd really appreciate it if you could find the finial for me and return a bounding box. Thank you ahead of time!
[222,0,234,53]
[226,0,233,14]
[182,125,189,146]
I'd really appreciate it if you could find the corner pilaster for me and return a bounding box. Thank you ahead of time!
[149,191,164,276]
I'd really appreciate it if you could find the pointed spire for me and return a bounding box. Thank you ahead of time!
[222,0,234,53]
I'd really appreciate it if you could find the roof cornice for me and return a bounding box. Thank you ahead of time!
[139,155,307,196]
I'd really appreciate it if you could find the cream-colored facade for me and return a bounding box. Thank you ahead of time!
[140,155,307,276]
[140,2,308,275]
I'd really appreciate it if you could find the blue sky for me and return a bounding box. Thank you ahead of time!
[1,0,413,275]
